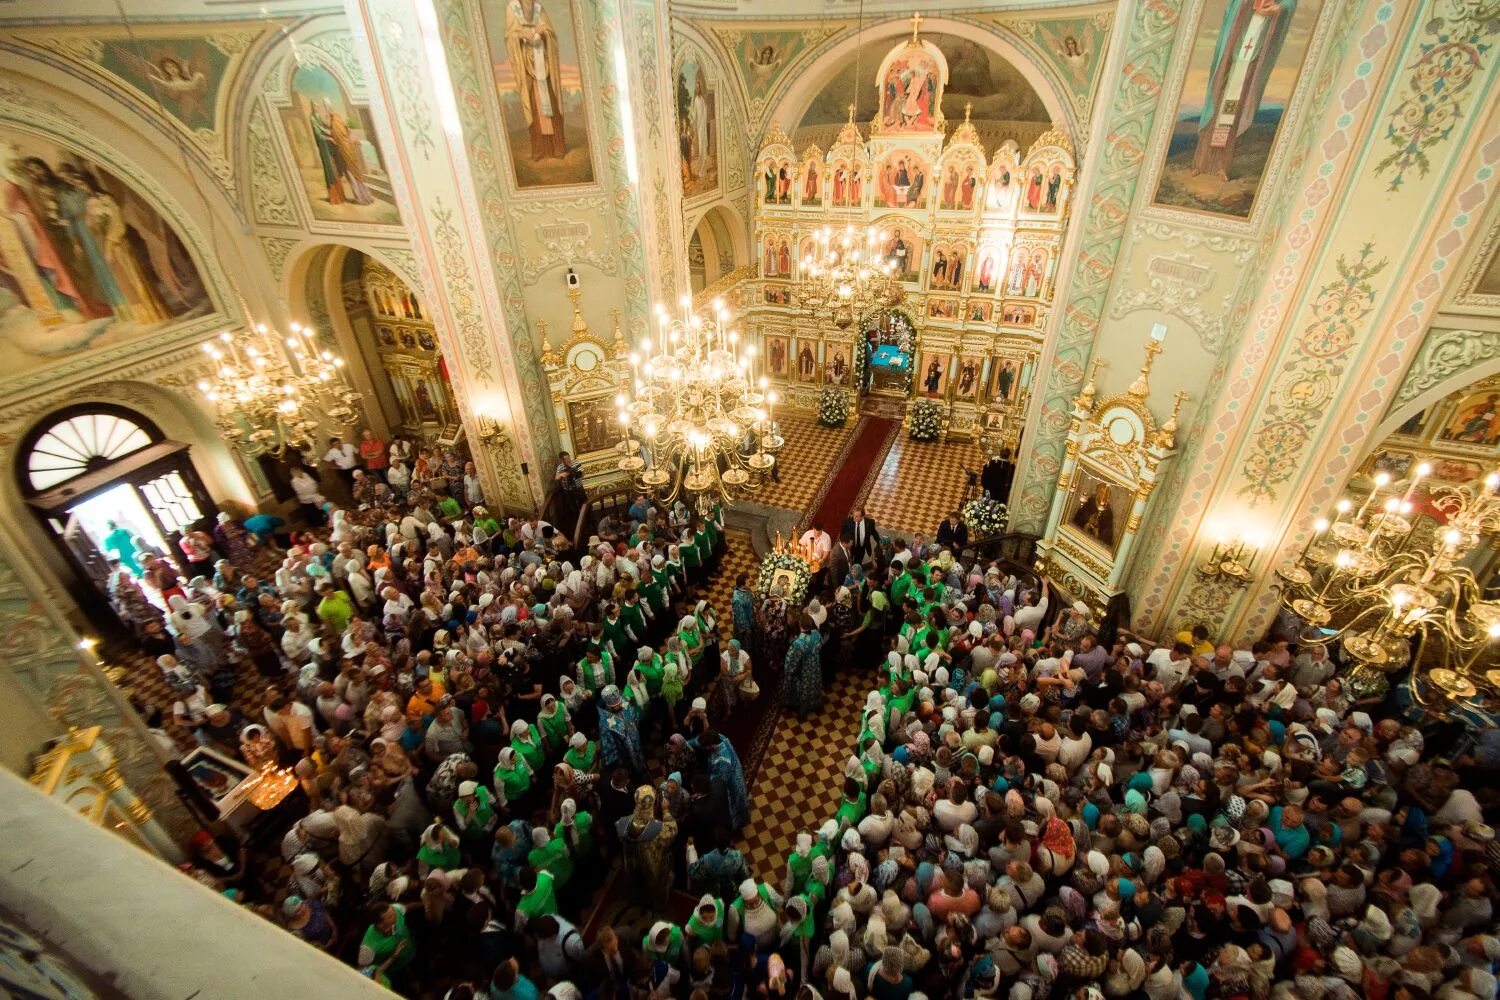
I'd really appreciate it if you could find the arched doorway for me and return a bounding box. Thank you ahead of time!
[687,206,749,293]
[17,404,217,631]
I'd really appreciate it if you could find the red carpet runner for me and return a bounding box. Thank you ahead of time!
[805,415,900,534]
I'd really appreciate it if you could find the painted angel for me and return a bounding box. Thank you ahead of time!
[744,39,784,90]
[115,51,210,122]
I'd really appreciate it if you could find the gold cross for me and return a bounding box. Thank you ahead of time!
[909,11,924,41]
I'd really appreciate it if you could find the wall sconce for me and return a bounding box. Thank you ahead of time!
[1198,523,1266,585]
[475,412,502,443]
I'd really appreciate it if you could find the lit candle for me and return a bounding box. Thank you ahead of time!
[1300,517,1330,558]
[1356,473,1391,520]
[1402,462,1431,505]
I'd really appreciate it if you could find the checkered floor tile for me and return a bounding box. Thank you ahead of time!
[749,413,856,514]
[861,434,987,538]
[702,528,759,640]
[738,666,871,882]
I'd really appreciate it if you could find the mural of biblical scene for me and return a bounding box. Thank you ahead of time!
[1000,302,1037,326]
[967,300,993,324]
[1006,247,1049,298]
[483,0,595,189]
[761,157,794,205]
[279,65,400,225]
[0,129,211,375]
[954,355,983,400]
[800,155,822,207]
[824,345,852,387]
[98,38,229,132]
[1066,464,1131,555]
[1439,389,1500,448]
[875,152,931,210]
[567,396,625,455]
[799,36,1050,143]
[764,334,790,377]
[761,235,792,278]
[1153,0,1321,219]
[733,30,813,104]
[879,227,923,282]
[990,359,1022,403]
[929,243,966,291]
[918,351,951,396]
[794,339,819,383]
[676,57,718,199]
[938,160,982,211]
[878,39,944,133]
[974,247,1003,294]
[985,143,1022,213]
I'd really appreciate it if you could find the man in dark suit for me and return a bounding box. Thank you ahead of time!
[842,506,880,562]
[584,925,636,985]
[827,534,853,592]
[936,511,968,549]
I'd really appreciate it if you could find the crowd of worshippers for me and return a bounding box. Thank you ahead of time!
[104,444,1500,1000]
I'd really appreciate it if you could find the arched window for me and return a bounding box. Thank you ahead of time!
[21,406,163,494]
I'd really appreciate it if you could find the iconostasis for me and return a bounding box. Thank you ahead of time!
[746,29,1074,443]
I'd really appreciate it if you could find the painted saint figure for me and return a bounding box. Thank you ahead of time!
[504,0,568,160]
[1072,482,1116,547]
[1193,0,1298,180]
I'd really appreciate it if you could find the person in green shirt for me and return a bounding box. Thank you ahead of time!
[509,720,545,774]
[563,732,598,776]
[536,694,571,754]
[677,614,705,671]
[785,831,815,896]
[452,780,497,844]
[600,604,636,664]
[436,494,462,519]
[679,529,703,578]
[514,868,557,928]
[555,797,595,861]
[635,646,665,698]
[890,564,914,610]
[472,505,501,549]
[493,747,533,809]
[577,644,614,696]
[684,895,725,949]
[639,563,671,621]
[526,825,573,886]
[417,819,461,873]
[314,582,354,633]
[642,921,685,968]
[834,777,867,831]
[620,590,651,644]
[359,903,414,982]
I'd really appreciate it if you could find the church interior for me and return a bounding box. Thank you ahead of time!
[1,0,1499,997]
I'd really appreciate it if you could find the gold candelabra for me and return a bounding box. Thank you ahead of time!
[617,298,777,515]
[1277,464,1500,712]
[794,223,905,329]
[197,321,362,458]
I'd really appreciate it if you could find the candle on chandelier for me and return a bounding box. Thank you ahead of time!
[1401,462,1431,505]
[1356,472,1391,520]
[1300,517,1330,559]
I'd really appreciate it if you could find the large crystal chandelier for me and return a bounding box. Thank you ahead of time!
[795,224,905,329]
[197,321,362,458]
[617,298,777,515]
[1277,465,1500,713]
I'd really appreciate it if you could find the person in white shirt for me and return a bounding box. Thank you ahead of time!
[1146,641,1191,693]
[798,525,833,564]
[322,435,359,491]
[1011,579,1049,634]
[281,616,313,665]
[264,693,318,753]
[382,587,415,625]
[289,466,326,527]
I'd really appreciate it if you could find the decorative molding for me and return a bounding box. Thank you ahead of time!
[1237,244,1390,505]
[1375,0,1496,191]
[302,29,368,89]
[1451,215,1500,311]
[505,198,620,282]
[246,98,300,226]
[381,12,435,161]
[1388,326,1500,411]
[1108,251,1236,356]
[381,247,423,290]
[258,236,300,280]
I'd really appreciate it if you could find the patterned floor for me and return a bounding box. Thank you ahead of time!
[702,528,759,639]
[861,433,987,539]
[738,666,870,882]
[750,413,856,514]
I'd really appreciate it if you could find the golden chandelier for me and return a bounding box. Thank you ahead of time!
[197,321,362,458]
[617,298,778,515]
[1277,465,1500,713]
[795,224,905,329]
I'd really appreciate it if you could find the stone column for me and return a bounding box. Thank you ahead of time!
[343,0,557,511]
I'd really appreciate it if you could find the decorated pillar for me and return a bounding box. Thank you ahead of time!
[1127,0,1500,642]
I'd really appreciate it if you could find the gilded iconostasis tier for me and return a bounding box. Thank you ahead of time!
[746,28,1075,448]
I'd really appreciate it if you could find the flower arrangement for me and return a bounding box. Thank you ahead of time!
[755,549,813,604]
[818,387,849,427]
[961,496,1010,539]
[909,399,944,441]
